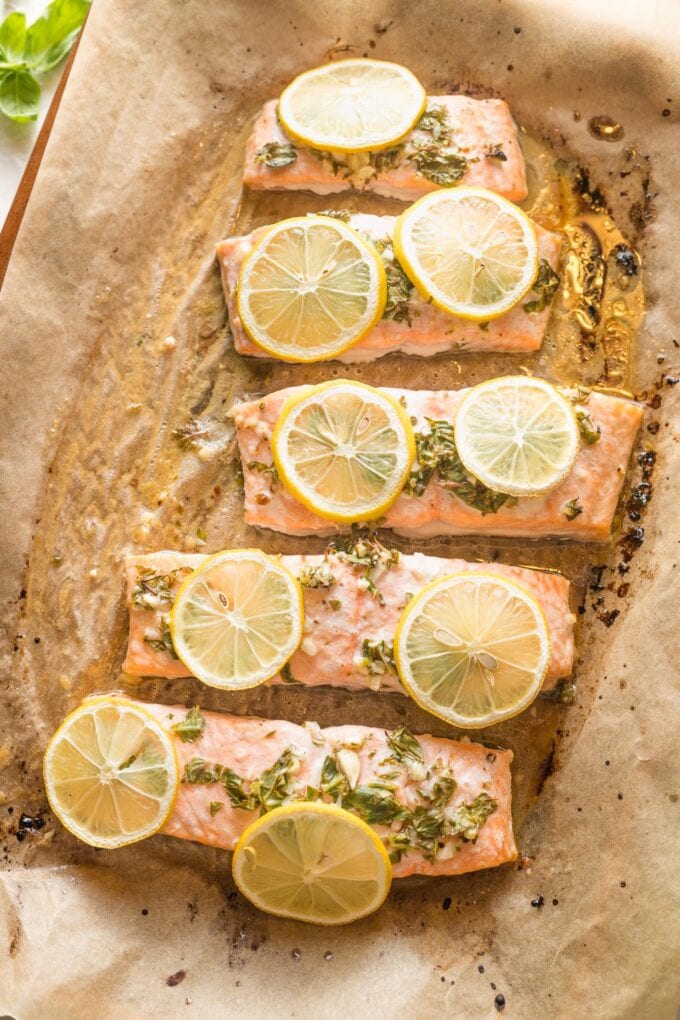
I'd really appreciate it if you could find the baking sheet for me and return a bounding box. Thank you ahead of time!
[0,0,679,1016]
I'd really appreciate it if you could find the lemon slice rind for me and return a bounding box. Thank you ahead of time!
[43,696,179,849]
[393,187,540,322]
[237,216,387,363]
[278,58,426,153]
[394,572,550,729]
[169,549,304,691]
[232,801,392,925]
[271,380,416,523]
[454,376,580,497]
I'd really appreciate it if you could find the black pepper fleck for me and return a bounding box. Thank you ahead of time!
[166,970,186,987]
[531,895,545,908]
[442,896,452,911]
[494,993,506,1012]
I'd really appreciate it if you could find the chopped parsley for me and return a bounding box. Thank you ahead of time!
[172,419,211,450]
[414,104,450,141]
[332,533,399,605]
[523,258,560,314]
[131,567,188,610]
[255,141,297,167]
[386,726,424,764]
[563,498,583,520]
[407,142,468,186]
[298,560,336,589]
[317,208,352,222]
[280,662,301,684]
[319,756,350,800]
[247,460,278,482]
[575,409,601,444]
[344,784,411,826]
[143,616,178,659]
[405,418,517,515]
[448,793,498,841]
[182,747,299,814]
[171,706,206,743]
[358,639,396,676]
[372,238,414,324]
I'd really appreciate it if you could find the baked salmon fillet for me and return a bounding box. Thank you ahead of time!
[244,96,527,202]
[141,700,517,879]
[232,386,643,541]
[216,213,562,363]
[123,548,574,689]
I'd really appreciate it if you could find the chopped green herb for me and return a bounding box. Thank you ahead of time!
[546,679,577,705]
[143,616,178,659]
[359,639,396,676]
[196,527,207,543]
[333,532,399,605]
[183,747,298,814]
[317,208,352,222]
[405,418,517,515]
[171,706,206,743]
[130,567,189,610]
[329,598,343,611]
[209,801,223,817]
[247,460,278,483]
[372,238,414,323]
[172,419,210,449]
[255,141,297,168]
[298,561,336,589]
[369,145,404,173]
[428,773,457,809]
[118,753,137,770]
[415,104,450,142]
[448,792,497,841]
[182,758,215,785]
[563,498,583,520]
[345,785,411,826]
[319,756,350,800]
[478,320,490,331]
[249,747,298,812]
[280,662,301,684]
[575,409,601,444]
[409,806,446,857]
[407,143,468,186]
[386,726,424,764]
[523,258,560,314]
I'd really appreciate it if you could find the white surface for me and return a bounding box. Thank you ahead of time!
[0,0,65,228]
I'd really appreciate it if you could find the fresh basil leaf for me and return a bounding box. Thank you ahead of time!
[0,12,28,64]
[25,0,89,74]
[0,70,41,122]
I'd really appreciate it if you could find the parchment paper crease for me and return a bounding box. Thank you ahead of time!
[0,1,678,1017]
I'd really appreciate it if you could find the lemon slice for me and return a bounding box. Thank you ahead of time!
[169,550,304,690]
[43,697,179,848]
[454,376,580,497]
[278,58,426,153]
[393,187,540,321]
[237,216,387,362]
[272,380,415,523]
[394,573,550,729]
[232,802,392,925]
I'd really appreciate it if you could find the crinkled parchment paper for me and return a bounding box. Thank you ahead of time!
[0,1,679,1017]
